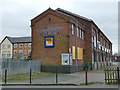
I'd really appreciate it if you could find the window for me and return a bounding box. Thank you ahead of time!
[97,32,100,41]
[19,44,23,48]
[28,43,31,47]
[72,24,74,35]
[2,45,5,49]
[80,29,82,38]
[82,31,84,40]
[19,50,22,56]
[2,51,5,58]
[8,45,11,49]
[25,50,27,54]
[77,27,79,37]
[14,50,17,55]
[93,28,96,34]
[7,51,11,57]
[14,44,17,48]
[28,50,31,54]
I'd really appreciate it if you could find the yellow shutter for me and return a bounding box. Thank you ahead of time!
[72,46,75,59]
[77,47,80,59]
[79,48,83,60]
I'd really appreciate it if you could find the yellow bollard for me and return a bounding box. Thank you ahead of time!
[95,62,97,69]
[99,62,101,69]
[102,62,104,68]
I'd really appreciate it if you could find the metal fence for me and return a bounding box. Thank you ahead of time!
[1,60,41,76]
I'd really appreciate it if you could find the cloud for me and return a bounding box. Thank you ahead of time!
[0,0,118,54]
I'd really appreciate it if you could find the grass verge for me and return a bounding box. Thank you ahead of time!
[79,82,104,85]
[2,72,55,82]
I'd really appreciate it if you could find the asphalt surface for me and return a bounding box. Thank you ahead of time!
[1,84,118,88]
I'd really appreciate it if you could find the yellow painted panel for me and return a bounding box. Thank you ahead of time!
[77,47,80,59]
[99,62,101,68]
[95,62,97,69]
[79,48,83,60]
[102,62,104,67]
[72,46,75,59]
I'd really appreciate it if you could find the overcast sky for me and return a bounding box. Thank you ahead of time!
[0,0,118,54]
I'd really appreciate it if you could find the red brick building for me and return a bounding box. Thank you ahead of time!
[31,8,112,72]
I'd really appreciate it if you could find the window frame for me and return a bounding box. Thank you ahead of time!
[8,44,11,49]
[82,30,84,40]
[72,24,74,35]
[7,51,11,57]
[19,43,23,48]
[77,27,79,37]
[14,44,17,48]
[14,50,17,55]
[80,29,82,39]
[2,51,5,58]
[28,43,31,47]
[2,45,5,49]
[19,50,23,56]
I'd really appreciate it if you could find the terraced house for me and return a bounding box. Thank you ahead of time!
[31,8,112,72]
[0,36,31,60]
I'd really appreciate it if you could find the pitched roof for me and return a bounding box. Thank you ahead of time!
[6,36,31,43]
[56,8,112,44]
[55,10,86,28]
[56,8,92,21]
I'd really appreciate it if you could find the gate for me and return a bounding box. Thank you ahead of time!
[104,67,120,84]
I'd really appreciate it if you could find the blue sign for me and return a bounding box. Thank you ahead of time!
[44,36,55,47]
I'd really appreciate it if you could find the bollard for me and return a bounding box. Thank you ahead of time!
[85,65,88,85]
[5,69,7,84]
[117,67,119,83]
[56,68,58,84]
[30,68,32,84]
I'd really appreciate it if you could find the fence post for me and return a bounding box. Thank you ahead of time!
[105,68,107,83]
[115,68,118,83]
[107,68,109,84]
[5,69,7,84]
[30,68,32,84]
[18,60,20,75]
[56,68,58,84]
[8,59,11,76]
[113,68,114,83]
[117,67,119,83]
[85,64,88,85]
[110,68,112,83]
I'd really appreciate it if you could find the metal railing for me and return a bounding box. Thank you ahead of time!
[1,59,41,76]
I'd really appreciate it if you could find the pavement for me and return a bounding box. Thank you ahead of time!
[1,84,119,88]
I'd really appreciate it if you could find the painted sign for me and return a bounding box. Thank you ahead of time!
[44,36,54,47]
[39,26,61,34]
[61,53,69,65]
[72,46,75,59]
